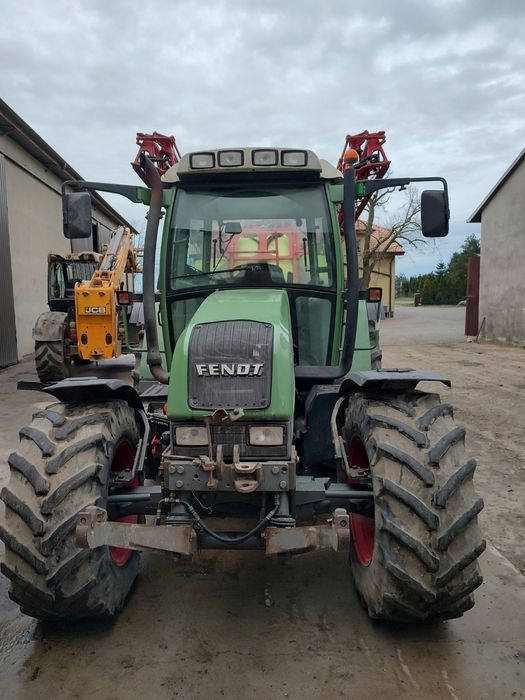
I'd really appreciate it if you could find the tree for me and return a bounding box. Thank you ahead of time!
[395,273,409,297]
[359,187,427,291]
[448,234,480,281]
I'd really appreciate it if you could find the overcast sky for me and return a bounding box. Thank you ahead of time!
[1,0,524,274]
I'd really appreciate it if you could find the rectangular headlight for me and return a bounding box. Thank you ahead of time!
[248,426,284,446]
[190,152,215,169]
[175,426,208,446]
[252,149,278,166]
[281,150,307,167]
[218,150,244,167]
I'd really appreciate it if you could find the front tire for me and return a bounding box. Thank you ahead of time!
[342,390,485,622]
[0,399,141,621]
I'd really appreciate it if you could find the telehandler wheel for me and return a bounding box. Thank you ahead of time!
[35,340,71,383]
[72,355,91,366]
[0,399,141,621]
[342,390,485,622]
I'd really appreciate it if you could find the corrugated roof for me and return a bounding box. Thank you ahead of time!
[0,98,131,227]
[356,220,405,255]
[468,147,525,223]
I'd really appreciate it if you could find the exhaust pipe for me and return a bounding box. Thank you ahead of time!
[142,156,169,384]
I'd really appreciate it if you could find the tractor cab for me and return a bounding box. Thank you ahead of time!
[165,178,341,368]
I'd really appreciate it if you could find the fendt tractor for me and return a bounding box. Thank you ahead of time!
[33,226,143,383]
[0,131,485,623]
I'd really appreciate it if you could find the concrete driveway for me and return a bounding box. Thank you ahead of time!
[382,304,466,345]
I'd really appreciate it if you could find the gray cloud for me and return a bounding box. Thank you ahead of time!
[1,0,524,272]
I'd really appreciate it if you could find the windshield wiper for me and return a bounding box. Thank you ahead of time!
[171,266,252,281]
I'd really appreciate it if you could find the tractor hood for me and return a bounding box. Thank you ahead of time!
[166,289,295,420]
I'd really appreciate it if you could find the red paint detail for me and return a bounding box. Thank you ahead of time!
[150,435,161,459]
[132,132,181,185]
[109,439,139,567]
[337,130,391,227]
[347,435,375,567]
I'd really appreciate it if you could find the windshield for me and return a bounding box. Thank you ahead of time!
[168,186,335,290]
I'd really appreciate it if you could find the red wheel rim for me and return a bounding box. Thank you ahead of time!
[109,439,139,567]
[347,436,375,567]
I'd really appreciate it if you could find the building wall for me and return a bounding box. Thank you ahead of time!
[1,136,122,359]
[357,237,399,315]
[479,158,525,344]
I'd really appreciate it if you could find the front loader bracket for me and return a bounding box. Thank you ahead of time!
[76,506,195,557]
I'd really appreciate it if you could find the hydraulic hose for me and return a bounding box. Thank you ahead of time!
[176,498,279,545]
[141,156,169,384]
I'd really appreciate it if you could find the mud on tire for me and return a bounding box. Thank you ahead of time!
[342,390,485,622]
[0,400,140,621]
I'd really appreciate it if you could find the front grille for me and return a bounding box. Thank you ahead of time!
[188,320,273,410]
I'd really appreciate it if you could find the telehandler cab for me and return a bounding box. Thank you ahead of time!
[0,135,485,622]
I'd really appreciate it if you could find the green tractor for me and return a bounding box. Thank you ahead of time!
[0,143,485,622]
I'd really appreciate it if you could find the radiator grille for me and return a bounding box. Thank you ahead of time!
[188,321,273,410]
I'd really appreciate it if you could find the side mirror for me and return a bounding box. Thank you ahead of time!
[421,190,449,237]
[63,192,92,239]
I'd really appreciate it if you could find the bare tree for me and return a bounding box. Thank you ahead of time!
[359,186,426,291]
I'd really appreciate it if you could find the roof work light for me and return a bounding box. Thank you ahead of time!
[190,152,215,169]
[252,149,278,166]
[218,150,244,167]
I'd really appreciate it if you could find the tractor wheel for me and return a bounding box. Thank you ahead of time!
[0,399,141,621]
[342,390,485,622]
[35,340,71,383]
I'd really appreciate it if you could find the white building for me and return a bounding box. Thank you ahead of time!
[468,147,525,345]
[0,99,130,366]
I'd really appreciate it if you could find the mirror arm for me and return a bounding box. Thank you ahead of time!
[61,180,148,204]
[362,177,449,217]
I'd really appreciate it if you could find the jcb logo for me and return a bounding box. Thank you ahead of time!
[84,306,107,314]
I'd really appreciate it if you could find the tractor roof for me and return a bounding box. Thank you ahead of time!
[162,148,342,183]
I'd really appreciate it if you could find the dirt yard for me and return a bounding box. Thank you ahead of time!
[382,305,525,574]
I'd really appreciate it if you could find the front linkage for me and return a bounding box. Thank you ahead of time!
[75,504,352,558]
[78,402,371,558]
